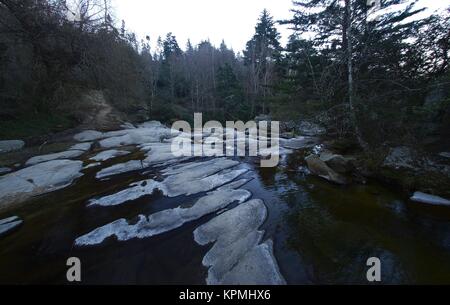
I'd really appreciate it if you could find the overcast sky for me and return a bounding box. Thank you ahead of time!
[113,0,448,53]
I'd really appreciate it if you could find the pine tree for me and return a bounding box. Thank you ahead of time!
[282,0,430,150]
[244,9,282,115]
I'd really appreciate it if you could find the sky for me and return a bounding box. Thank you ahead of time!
[113,0,448,53]
[113,0,293,53]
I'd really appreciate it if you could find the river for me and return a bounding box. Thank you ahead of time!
[1,126,450,284]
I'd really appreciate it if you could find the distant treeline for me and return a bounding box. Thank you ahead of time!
[0,0,449,151]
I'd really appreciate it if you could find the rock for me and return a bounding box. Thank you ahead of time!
[25,150,85,166]
[142,142,188,166]
[383,146,416,170]
[0,216,23,237]
[280,121,296,133]
[74,130,104,142]
[410,192,450,206]
[138,121,165,129]
[0,160,83,207]
[193,199,285,285]
[95,158,247,197]
[70,142,93,152]
[96,160,144,179]
[439,152,450,159]
[84,162,101,169]
[296,121,326,137]
[280,136,319,150]
[220,240,286,285]
[98,127,171,149]
[120,122,136,129]
[305,154,347,185]
[0,140,25,154]
[0,167,12,175]
[313,144,324,155]
[75,180,252,246]
[320,151,354,174]
[90,149,130,162]
[280,132,295,139]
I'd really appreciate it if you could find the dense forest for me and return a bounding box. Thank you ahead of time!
[1,0,449,154]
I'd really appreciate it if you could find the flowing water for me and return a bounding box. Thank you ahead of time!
[1,147,450,284]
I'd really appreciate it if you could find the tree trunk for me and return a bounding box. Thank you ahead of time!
[345,0,369,151]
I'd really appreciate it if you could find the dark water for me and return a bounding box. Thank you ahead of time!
[1,150,450,284]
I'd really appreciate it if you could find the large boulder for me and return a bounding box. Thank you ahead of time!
[320,151,355,174]
[0,140,25,154]
[305,154,347,185]
[0,159,83,208]
[383,146,416,170]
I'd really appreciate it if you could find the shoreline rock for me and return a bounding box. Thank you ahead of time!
[0,140,25,154]
[0,159,83,208]
[0,216,23,237]
[410,192,450,206]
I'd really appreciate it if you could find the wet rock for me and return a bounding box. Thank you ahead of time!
[305,154,347,185]
[296,121,326,137]
[76,180,252,246]
[138,121,165,129]
[439,152,450,159]
[96,160,144,179]
[0,167,12,175]
[280,132,295,139]
[383,146,416,170]
[0,160,83,207]
[220,240,286,285]
[410,192,450,206]
[94,158,246,198]
[99,127,172,149]
[320,151,354,174]
[120,122,136,129]
[88,179,160,206]
[0,140,25,154]
[74,130,103,142]
[0,216,23,237]
[70,142,93,152]
[280,136,319,150]
[142,142,187,166]
[280,121,296,133]
[90,149,130,162]
[159,158,245,197]
[26,150,85,166]
[194,199,285,285]
[84,162,101,169]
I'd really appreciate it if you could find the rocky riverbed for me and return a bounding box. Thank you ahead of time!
[0,121,450,284]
